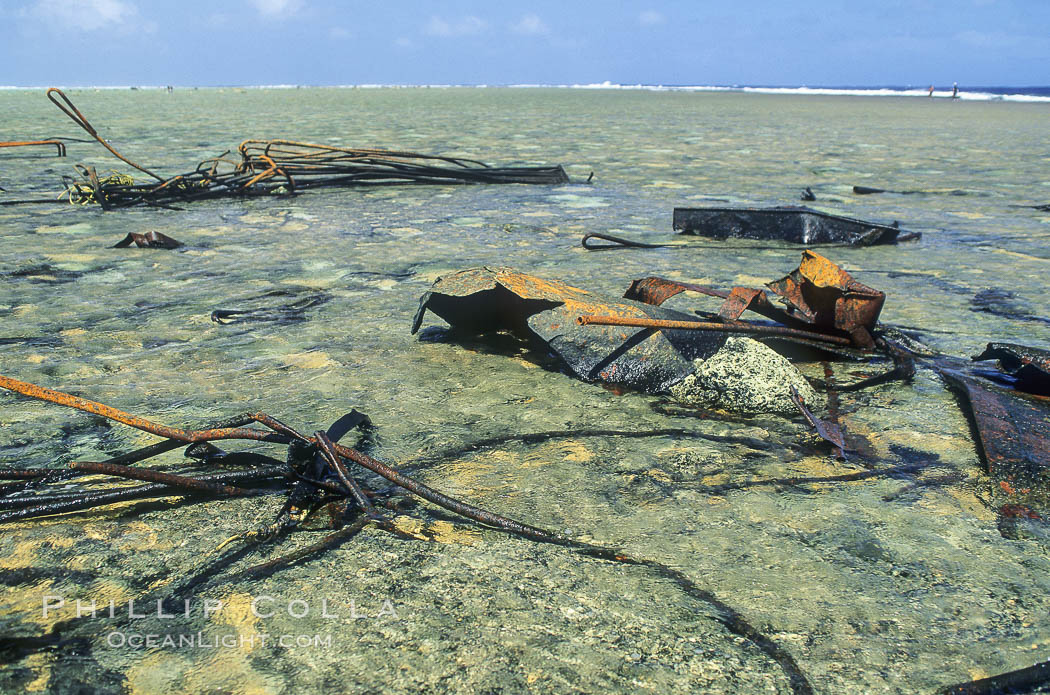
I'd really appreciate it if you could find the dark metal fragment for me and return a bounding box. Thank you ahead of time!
[973,342,1050,396]
[210,289,330,325]
[112,231,183,249]
[789,385,847,460]
[938,658,1050,695]
[581,232,670,250]
[672,206,913,246]
[939,368,1050,515]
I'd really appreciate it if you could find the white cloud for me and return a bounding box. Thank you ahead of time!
[639,10,665,26]
[424,15,487,37]
[511,13,549,36]
[21,0,154,32]
[249,0,302,18]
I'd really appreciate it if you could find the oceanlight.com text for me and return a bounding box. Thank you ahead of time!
[105,632,333,650]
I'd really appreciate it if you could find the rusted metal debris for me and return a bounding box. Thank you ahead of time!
[672,206,917,246]
[580,232,679,250]
[413,263,895,402]
[210,289,331,325]
[625,251,886,349]
[0,372,566,550]
[0,139,67,156]
[412,266,727,393]
[938,658,1050,695]
[112,230,183,249]
[767,250,885,348]
[574,314,854,346]
[41,89,569,210]
[789,385,847,459]
[938,367,1050,516]
[973,342,1050,396]
[624,276,730,307]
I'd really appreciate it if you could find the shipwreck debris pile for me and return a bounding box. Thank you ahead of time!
[40,88,569,210]
[412,253,914,459]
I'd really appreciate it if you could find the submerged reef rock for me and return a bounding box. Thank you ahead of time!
[669,337,822,414]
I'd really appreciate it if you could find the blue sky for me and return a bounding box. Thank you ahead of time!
[2,0,1048,87]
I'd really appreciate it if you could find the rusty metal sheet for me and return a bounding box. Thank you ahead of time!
[973,342,1050,396]
[623,276,802,327]
[939,368,1050,514]
[413,267,727,393]
[672,206,910,246]
[766,250,885,348]
[716,287,777,322]
[622,276,719,307]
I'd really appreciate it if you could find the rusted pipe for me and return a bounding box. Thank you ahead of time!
[0,374,287,445]
[0,140,66,156]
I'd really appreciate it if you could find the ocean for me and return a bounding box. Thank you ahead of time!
[1,86,1049,694]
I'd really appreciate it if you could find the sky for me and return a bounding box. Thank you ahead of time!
[2,0,1048,87]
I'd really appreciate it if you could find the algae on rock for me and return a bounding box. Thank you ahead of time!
[669,337,822,414]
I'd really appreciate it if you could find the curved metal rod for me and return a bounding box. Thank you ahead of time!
[0,374,286,444]
[581,232,675,250]
[0,140,66,156]
[45,88,165,182]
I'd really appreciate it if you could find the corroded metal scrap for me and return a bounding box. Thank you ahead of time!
[973,342,1050,396]
[672,206,914,246]
[625,251,885,349]
[938,368,1050,515]
[789,385,847,460]
[412,267,726,393]
[766,251,885,348]
[0,139,67,156]
[625,277,800,328]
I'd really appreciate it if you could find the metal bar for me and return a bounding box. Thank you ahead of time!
[574,314,853,345]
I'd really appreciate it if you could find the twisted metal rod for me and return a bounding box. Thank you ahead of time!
[0,374,565,542]
[46,88,165,181]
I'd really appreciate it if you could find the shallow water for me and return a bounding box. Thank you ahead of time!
[1,87,1049,694]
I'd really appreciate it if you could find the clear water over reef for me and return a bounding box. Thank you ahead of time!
[1,87,1049,694]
